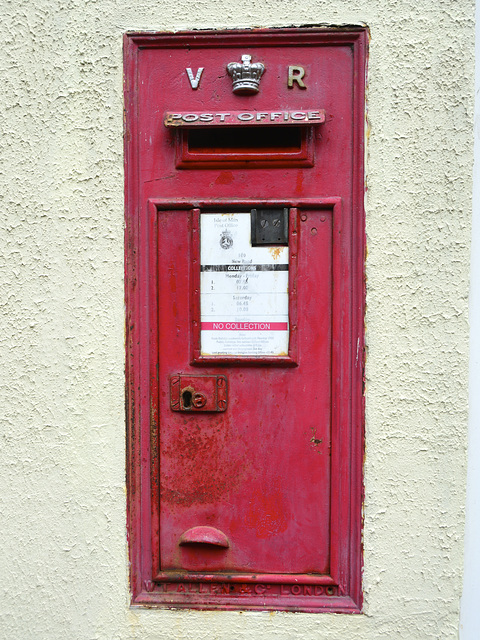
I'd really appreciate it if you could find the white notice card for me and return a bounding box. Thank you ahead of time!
[200,213,289,356]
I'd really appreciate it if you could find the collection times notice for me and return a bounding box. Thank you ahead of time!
[200,213,289,356]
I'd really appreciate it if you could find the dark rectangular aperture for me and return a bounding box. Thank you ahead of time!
[187,126,302,154]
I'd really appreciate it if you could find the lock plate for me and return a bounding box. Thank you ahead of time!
[170,375,228,412]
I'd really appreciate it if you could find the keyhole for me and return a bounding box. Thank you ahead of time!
[182,390,192,409]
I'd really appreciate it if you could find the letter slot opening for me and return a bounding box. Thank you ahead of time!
[176,125,315,168]
[187,126,302,154]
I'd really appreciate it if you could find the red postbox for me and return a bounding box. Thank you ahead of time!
[125,28,366,613]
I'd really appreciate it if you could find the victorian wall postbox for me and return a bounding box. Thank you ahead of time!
[125,28,366,613]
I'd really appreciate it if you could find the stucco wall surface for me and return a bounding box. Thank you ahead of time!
[0,1,473,639]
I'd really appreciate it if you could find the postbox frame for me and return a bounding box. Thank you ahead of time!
[125,27,366,613]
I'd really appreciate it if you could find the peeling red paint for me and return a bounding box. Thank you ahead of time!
[245,491,289,539]
[215,171,234,185]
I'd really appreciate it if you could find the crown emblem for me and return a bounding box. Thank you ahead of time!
[227,54,265,95]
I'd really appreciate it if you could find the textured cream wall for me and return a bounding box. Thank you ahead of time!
[0,1,473,639]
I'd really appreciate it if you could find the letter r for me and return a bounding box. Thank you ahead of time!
[288,66,307,89]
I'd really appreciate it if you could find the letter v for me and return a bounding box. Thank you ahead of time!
[186,67,204,90]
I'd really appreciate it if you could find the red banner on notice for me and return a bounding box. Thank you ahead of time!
[202,322,288,331]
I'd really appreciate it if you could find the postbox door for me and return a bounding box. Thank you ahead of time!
[158,205,333,574]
